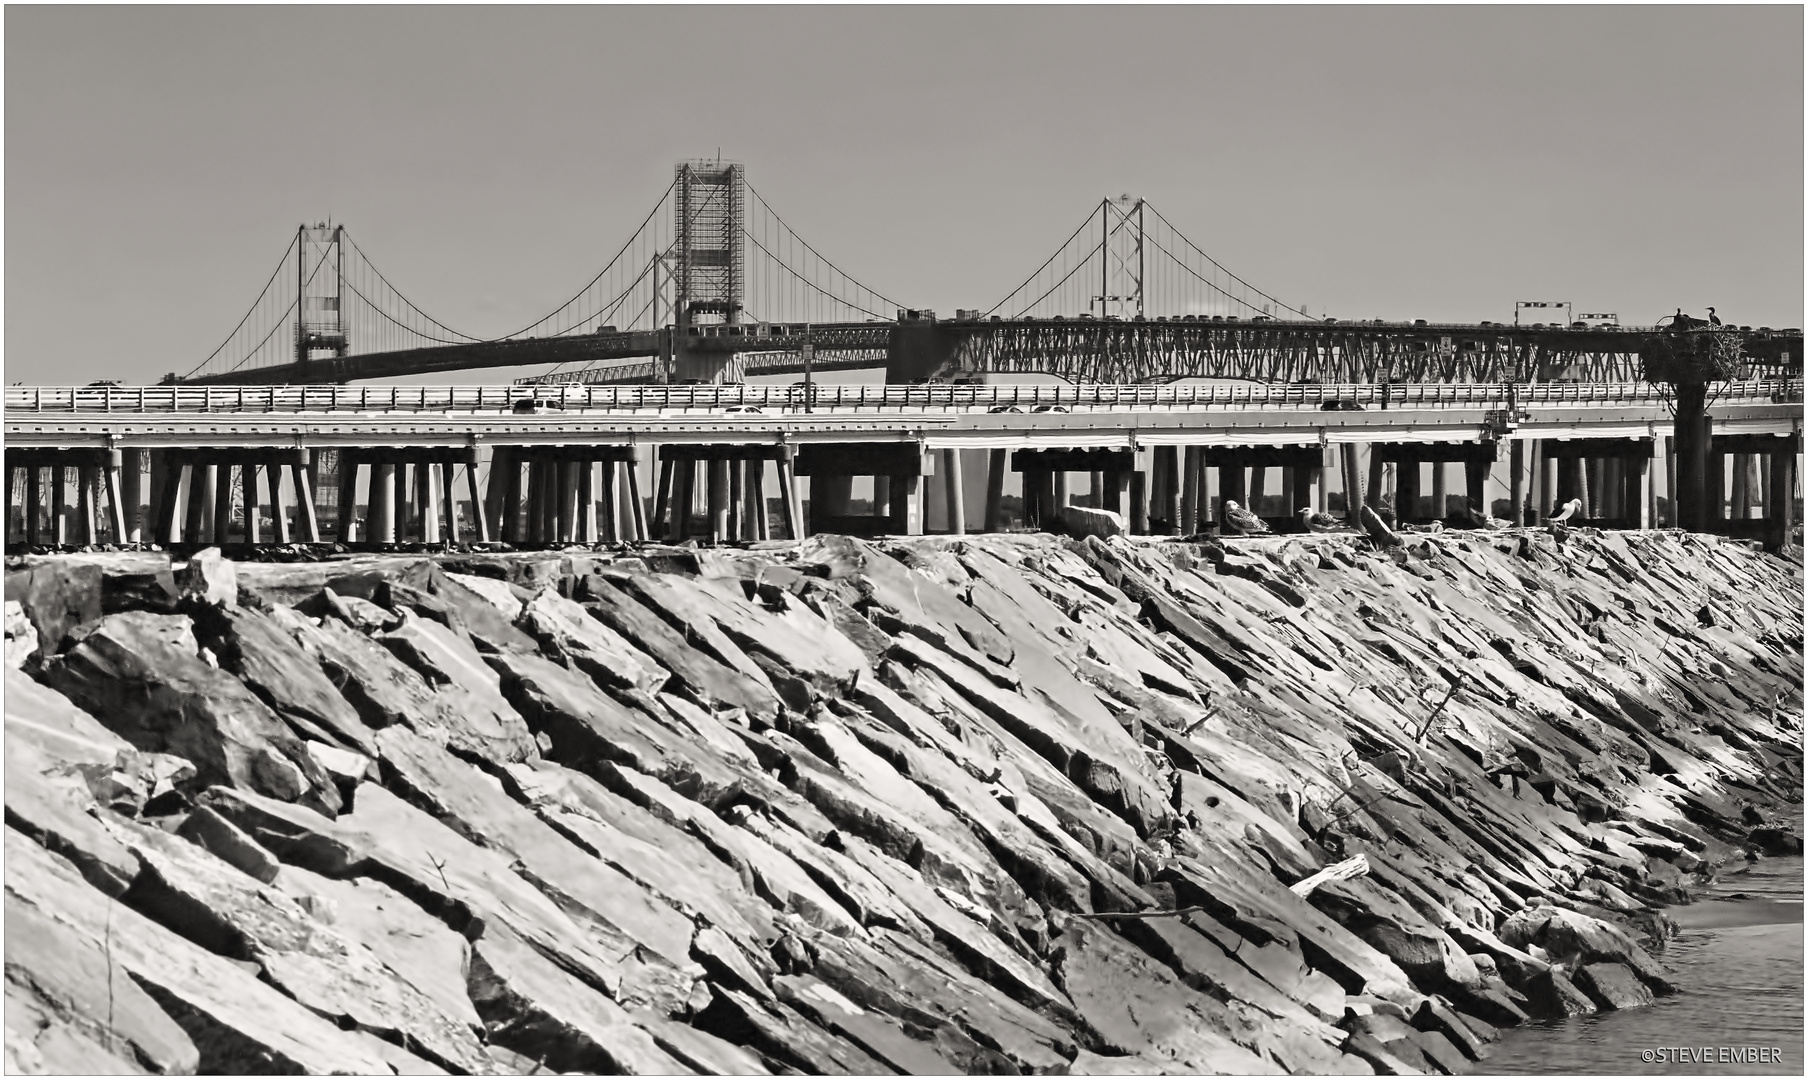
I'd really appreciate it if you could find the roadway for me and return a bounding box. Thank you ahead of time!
[10,380,1799,452]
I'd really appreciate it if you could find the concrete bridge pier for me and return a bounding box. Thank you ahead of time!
[1370,442,1497,525]
[1537,439,1654,528]
[7,449,128,549]
[1012,448,1134,534]
[659,445,799,542]
[1709,433,1800,550]
[795,443,924,537]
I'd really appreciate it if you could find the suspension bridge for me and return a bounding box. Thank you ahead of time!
[9,158,1800,556]
[167,160,1802,389]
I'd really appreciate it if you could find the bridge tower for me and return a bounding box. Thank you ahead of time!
[1094,195,1144,320]
[294,223,348,365]
[670,160,745,382]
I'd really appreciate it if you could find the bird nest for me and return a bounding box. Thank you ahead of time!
[1640,329,1748,383]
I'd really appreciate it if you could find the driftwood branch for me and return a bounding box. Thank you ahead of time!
[1288,853,1370,897]
[1073,855,1371,921]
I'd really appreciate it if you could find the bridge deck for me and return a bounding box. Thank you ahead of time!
[9,381,1799,452]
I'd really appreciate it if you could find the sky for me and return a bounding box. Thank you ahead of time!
[5,4,1803,387]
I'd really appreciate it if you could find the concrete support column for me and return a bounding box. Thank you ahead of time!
[465,451,489,543]
[1768,449,1796,550]
[1508,440,1526,525]
[872,475,892,525]
[727,459,744,541]
[1036,471,1057,530]
[745,460,767,541]
[370,464,395,545]
[239,462,262,545]
[625,447,648,543]
[895,474,924,536]
[652,457,674,540]
[194,463,219,545]
[294,455,321,543]
[1430,461,1448,520]
[266,463,290,545]
[1248,466,1267,517]
[707,459,730,544]
[1760,454,1772,520]
[1153,446,1178,534]
[1218,462,1247,532]
[1179,447,1201,534]
[776,450,804,540]
[121,451,144,545]
[209,461,234,545]
[420,463,442,545]
[182,462,208,543]
[24,467,43,546]
[1396,461,1421,524]
[984,450,1008,532]
[1338,444,1361,520]
[1129,470,1149,534]
[1366,448,1385,512]
[1465,457,1491,520]
[75,466,98,546]
[1053,471,1070,515]
[937,449,965,535]
[335,455,361,544]
[1708,440,1727,531]
[104,451,128,545]
[1627,452,1652,529]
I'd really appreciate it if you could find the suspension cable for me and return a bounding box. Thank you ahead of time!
[340,231,481,341]
[743,180,903,309]
[182,232,300,378]
[1145,203,1311,319]
[1010,237,1108,319]
[213,298,300,375]
[742,230,891,320]
[985,202,1099,317]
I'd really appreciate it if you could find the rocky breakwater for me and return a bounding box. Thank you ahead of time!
[4,527,1801,1075]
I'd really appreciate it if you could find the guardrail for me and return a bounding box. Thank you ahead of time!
[6,380,1800,416]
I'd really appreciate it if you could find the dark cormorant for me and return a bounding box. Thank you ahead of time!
[1708,306,1722,327]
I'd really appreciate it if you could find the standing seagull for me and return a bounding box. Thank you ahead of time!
[1547,497,1584,523]
[1298,506,1344,533]
[1222,500,1271,535]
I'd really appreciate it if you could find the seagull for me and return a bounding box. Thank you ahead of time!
[1547,497,1584,523]
[1359,503,1403,546]
[1222,500,1271,535]
[1298,506,1344,533]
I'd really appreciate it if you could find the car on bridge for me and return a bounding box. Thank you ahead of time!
[512,397,562,414]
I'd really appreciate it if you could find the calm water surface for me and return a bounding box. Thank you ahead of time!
[1486,856,1803,1076]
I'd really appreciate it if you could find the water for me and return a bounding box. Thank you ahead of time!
[1486,857,1803,1076]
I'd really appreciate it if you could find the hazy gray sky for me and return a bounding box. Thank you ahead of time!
[6,4,1802,385]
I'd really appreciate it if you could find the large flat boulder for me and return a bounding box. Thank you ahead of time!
[374,611,536,763]
[373,727,698,973]
[39,611,337,813]
[4,893,198,1075]
[5,827,394,1074]
[188,602,379,756]
[99,814,492,1073]
[578,578,779,718]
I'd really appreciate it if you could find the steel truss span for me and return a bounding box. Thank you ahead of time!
[934,320,1801,385]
